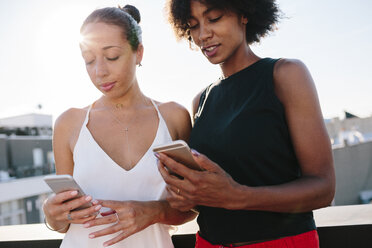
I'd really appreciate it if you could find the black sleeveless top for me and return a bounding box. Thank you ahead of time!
[189,58,316,244]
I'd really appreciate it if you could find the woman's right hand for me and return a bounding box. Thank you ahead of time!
[157,150,241,211]
[43,190,102,232]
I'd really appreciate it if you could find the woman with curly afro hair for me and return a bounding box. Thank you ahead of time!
[157,0,335,247]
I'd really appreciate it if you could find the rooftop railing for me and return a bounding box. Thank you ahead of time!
[0,204,371,248]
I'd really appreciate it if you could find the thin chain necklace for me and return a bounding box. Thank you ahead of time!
[103,102,132,168]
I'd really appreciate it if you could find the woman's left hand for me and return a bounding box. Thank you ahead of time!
[157,150,242,211]
[83,200,160,247]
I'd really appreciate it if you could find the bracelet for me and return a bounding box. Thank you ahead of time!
[44,217,69,232]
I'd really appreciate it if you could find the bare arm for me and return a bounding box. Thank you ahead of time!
[43,109,99,232]
[156,101,197,217]
[155,101,197,218]
[238,59,335,212]
[53,109,79,175]
[158,59,335,213]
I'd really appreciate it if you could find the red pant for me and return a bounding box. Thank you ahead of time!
[195,230,319,248]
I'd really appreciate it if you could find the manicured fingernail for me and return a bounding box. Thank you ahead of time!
[95,205,102,211]
[89,234,95,238]
[71,191,78,196]
[92,199,99,204]
[85,196,92,201]
[84,223,90,228]
[154,152,160,158]
[191,149,200,156]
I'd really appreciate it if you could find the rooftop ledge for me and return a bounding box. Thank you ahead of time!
[1,204,372,247]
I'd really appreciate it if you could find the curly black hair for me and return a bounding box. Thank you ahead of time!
[166,0,280,44]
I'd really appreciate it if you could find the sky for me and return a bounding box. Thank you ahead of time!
[0,0,371,122]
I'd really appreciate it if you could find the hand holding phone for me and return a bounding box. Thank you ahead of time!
[43,174,92,211]
[153,140,202,174]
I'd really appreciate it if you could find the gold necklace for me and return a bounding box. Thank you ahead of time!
[104,102,132,168]
[115,103,124,109]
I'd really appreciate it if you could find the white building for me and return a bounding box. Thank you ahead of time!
[0,113,52,128]
[0,113,54,226]
[0,175,52,225]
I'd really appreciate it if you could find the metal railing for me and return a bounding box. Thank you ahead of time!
[1,204,372,247]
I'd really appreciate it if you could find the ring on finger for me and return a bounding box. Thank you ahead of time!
[67,212,73,221]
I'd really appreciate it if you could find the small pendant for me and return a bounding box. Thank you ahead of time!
[124,128,129,132]
[116,103,123,109]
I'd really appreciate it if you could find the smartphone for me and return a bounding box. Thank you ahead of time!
[153,140,202,172]
[43,174,91,211]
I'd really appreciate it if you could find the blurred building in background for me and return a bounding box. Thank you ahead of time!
[325,112,372,205]
[325,111,372,147]
[0,113,54,226]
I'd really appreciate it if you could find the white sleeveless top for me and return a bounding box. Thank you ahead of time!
[60,100,174,248]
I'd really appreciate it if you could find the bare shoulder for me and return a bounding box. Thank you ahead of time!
[53,106,90,149]
[53,106,89,174]
[54,107,88,132]
[155,100,188,112]
[274,58,306,70]
[273,58,317,104]
[155,100,191,125]
[154,100,192,141]
[274,59,311,86]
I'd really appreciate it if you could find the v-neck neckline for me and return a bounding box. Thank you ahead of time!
[84,119,160,172]
[83,100,161,172]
